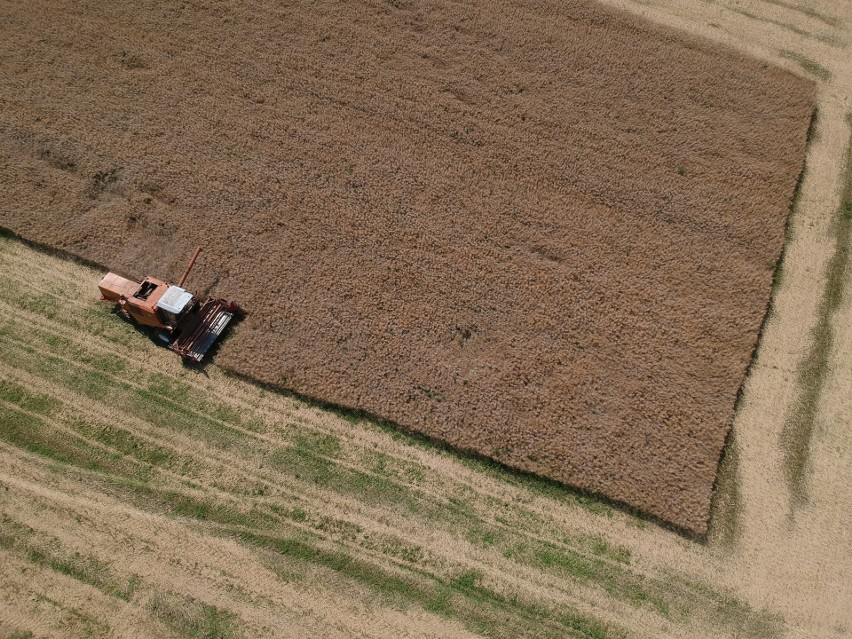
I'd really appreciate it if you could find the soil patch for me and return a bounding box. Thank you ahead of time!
[0,0,814,534]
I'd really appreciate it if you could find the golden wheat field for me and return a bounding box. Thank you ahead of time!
[0,0,851,637]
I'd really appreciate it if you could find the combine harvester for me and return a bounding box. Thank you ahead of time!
[98,247,236,363]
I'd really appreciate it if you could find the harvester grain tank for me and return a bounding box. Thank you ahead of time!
[98,247,236,362]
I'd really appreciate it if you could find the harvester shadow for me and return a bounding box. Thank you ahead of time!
[0,225,111,272]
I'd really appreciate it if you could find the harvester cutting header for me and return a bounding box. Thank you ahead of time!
[98,247,236,362]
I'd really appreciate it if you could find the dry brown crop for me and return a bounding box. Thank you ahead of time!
[0,0,814,534]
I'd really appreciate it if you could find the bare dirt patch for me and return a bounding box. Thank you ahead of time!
[0,0,814,534]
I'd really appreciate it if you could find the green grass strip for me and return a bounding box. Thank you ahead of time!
[1,515,141,602]
[762,0,840,27]
[148,591,242,639]
[780,49,831,81]
[782,120,852,504]
[236,530,624,639]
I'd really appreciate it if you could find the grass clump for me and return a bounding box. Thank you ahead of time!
[588,536,631,564]
[0,405,121,475]
[504,541,669,615]
[561,612,613,639]
[19,292,59,319]
[1,515,140,602]
[708,431,742,546]
[465,523,499,548]
[0,379,61,417]
[270,433,422,513]
[292,430,341,458]
[674,577,784,639]
[780,50,831,81]
[0,514,34,550]
[73,419,177,468]
[147,373,192,404]
[27,548,141,601]
[115,480,264,529]
[148,592,242,639]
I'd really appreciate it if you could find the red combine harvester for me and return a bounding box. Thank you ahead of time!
[98,247,236,362]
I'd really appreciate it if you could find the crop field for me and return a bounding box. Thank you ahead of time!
[0,236,808,639]
[0,0,816,534]
[1,0,851,638]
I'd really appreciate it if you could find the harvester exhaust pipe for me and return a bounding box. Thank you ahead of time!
[178,246,202,288]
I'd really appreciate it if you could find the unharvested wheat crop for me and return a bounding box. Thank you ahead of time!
[0,0,814,534]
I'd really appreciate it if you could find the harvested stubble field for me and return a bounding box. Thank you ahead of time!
[0,0,815,535]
